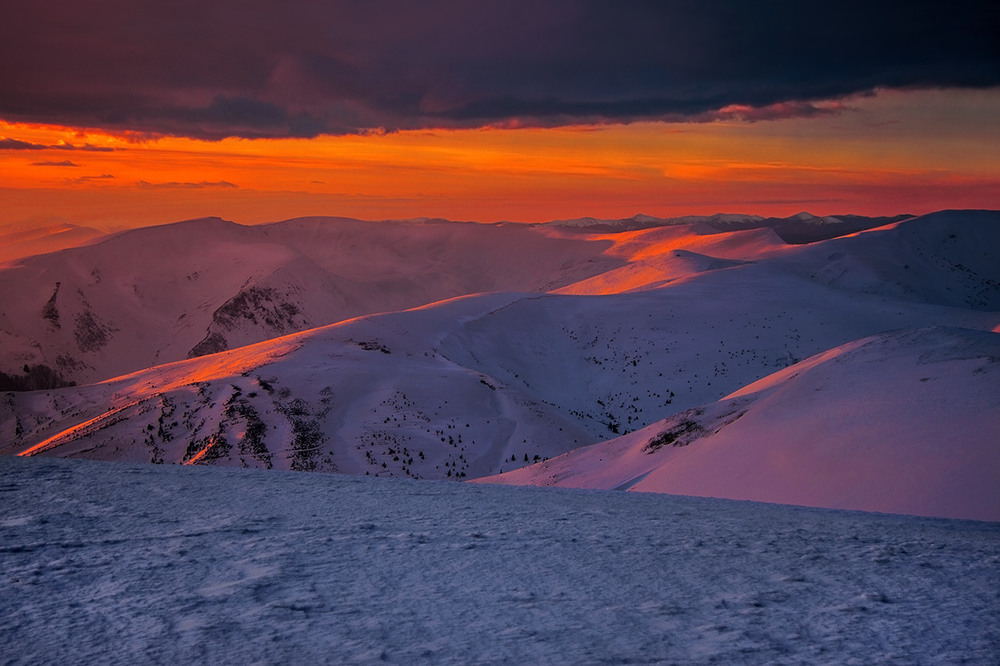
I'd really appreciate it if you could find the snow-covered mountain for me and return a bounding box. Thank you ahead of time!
[3,210,998,520]
[479,326,1000,521]
[0,216,623,387]
[0,211,918,390]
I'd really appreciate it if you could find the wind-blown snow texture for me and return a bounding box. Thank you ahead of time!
[2,455,998,665]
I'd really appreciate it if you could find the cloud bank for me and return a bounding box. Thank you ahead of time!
[0,138,115,151]
[2,1,997,139]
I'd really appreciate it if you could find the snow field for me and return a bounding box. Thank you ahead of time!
[1,455,998,665]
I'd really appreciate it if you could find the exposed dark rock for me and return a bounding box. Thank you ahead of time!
[188,332,228,358]
[73,310,114,352]
[644,409,707,452]
[358,340,391,354]
[275,396,327,471]
[0,364,76,391]
[187,287,303,359]
[41,282,61,329]
[213,286,302,331]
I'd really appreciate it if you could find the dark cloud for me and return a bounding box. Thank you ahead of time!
[61,143,116,152]
[697,101,849,123]
[0,138,116,151]
[31,160,80,167]
[1,1,997,139]
[0,138,46,150]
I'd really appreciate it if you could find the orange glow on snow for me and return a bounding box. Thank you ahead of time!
[17,335,305,457]
[547,224,789,295]
[17,401,145,457]
[182,435,225,465]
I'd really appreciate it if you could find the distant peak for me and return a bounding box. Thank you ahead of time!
[175,216,234,225]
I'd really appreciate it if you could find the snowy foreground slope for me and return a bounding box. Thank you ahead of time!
[2,211,999,522]
[480,326,1000,522]
[2,455,998,665]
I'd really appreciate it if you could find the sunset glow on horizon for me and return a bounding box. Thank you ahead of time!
[3,86,999,230]
[2,3,998,229]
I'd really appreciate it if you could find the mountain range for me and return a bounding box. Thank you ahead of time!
[1,210,998,520]
[0,211,914,388]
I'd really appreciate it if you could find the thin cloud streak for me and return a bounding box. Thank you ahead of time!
[136,180,238,190]
[68,174,115,184]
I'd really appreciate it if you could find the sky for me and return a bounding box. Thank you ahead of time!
[2,1,999,229]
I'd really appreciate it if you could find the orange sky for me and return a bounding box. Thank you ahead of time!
[2,88,998,230]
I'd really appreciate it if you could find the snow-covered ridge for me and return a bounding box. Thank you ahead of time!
[0,222,108,266]
[544,212,763,230]
[542,211,913,242]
